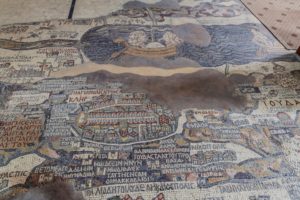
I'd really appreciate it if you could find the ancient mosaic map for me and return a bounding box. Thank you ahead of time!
[0,0,299,199]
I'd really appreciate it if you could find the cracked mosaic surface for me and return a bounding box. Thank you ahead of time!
[0,0,299,199]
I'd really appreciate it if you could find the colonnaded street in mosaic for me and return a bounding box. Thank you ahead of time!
[0,0,299,199]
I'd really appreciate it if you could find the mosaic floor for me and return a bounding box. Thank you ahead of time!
[0,0,299,199]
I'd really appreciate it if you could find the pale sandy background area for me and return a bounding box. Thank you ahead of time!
[0,0,72,26]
